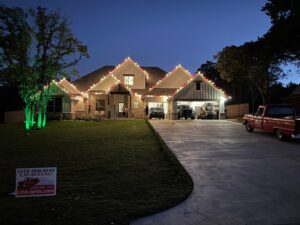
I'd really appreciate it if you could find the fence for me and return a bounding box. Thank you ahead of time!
[5,111,25,124]
[225,103,249,118]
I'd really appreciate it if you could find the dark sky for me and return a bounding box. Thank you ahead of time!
[2,0,299,83]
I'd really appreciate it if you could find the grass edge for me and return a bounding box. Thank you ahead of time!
[129,119,194,220]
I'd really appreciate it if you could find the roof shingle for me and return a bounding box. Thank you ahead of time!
[72,66,166,93]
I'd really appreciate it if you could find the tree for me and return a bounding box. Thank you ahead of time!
[262,0,300,65]
[197,61,258,109]
[198,0,298,108]
[197,61,230,92]
[269,82,298,103]
[0,6,89,130]
[215,41,285,104]
[0,6,38,130]
[33,7,89,128]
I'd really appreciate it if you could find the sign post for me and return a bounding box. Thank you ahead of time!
[15,167,57,197]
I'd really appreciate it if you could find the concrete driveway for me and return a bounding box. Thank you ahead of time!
[131,120,300,225]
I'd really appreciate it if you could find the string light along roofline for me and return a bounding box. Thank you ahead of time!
[149,64,193,92]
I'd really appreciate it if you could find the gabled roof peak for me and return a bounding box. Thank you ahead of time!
[52,77,84,96]
[108,56,149,79]
[149,64,193,91]
[174,64,191,74]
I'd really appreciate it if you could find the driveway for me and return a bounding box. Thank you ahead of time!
[131,120,300,225]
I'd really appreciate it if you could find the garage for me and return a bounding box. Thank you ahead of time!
[167,74,229,120]
[148,102,168,115]
[177,101,220,119]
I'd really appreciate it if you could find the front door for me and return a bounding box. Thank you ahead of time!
[118,102,124,117]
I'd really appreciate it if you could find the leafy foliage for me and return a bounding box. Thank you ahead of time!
[198,60,253,105]
[215,41,285,104]
[262,0,300,64]
[200,0,300,106]
[0,5,89,130]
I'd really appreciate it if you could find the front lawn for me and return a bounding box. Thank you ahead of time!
[0,120,193,225]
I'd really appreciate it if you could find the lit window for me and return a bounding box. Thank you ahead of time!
[124,75,134,85]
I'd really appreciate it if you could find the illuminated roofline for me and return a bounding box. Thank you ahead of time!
[149,64,193,92]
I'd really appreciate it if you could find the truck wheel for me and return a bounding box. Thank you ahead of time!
[275,129,286,141]
[245,122,254,132]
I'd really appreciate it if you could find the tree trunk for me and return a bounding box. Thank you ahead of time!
[24,104,32,131]
[37,90,44,129]
[37,88,49,129]
[257,86,266,105]
[42,102,47,128]
[30,104,35,128]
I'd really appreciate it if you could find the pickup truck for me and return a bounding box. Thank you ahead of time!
[177,105,195,120]
[243,104,300,140]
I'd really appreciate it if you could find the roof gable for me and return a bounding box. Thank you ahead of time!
[58,78,83,95]
[109,83,131,94]
[72,58,166,92]
[109,57,149,79]
[88,74,119,93]
[150,65,193,90]
[173,73,230,100]
[47,82,69,96]
[52,78,83,96]
[73,66,115,92]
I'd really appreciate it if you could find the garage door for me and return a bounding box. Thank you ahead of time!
[148,102,168,114]
[177,101,219,119]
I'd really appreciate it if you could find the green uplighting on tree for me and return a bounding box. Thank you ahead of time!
[0,6,89,131]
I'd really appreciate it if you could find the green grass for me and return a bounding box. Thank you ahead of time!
[0,120,193,225]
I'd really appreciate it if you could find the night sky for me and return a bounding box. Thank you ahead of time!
[2,0,299,84]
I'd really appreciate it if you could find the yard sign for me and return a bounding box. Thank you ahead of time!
[16,167,57,197]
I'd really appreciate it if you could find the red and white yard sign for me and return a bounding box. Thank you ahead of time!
[16,167,57,197]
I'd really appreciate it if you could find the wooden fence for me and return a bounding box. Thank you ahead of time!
[5,111,25,124]
[225,103,249,118]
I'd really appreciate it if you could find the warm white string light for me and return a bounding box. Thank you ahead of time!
[49,59,231,103]
[149,64,193,92]
[197,72,231,99]
[87,74,120,93]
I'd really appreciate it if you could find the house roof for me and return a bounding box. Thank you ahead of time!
[109,83,131,94]
[71,59,231,99]
[147,88,177,96]
[73,66,115,92]
[73,65,166,92]
[150,65,193,90]
[54,78,83,96]
[171,73,230,99]
[143,67,167,89]
[88,74,119,93]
